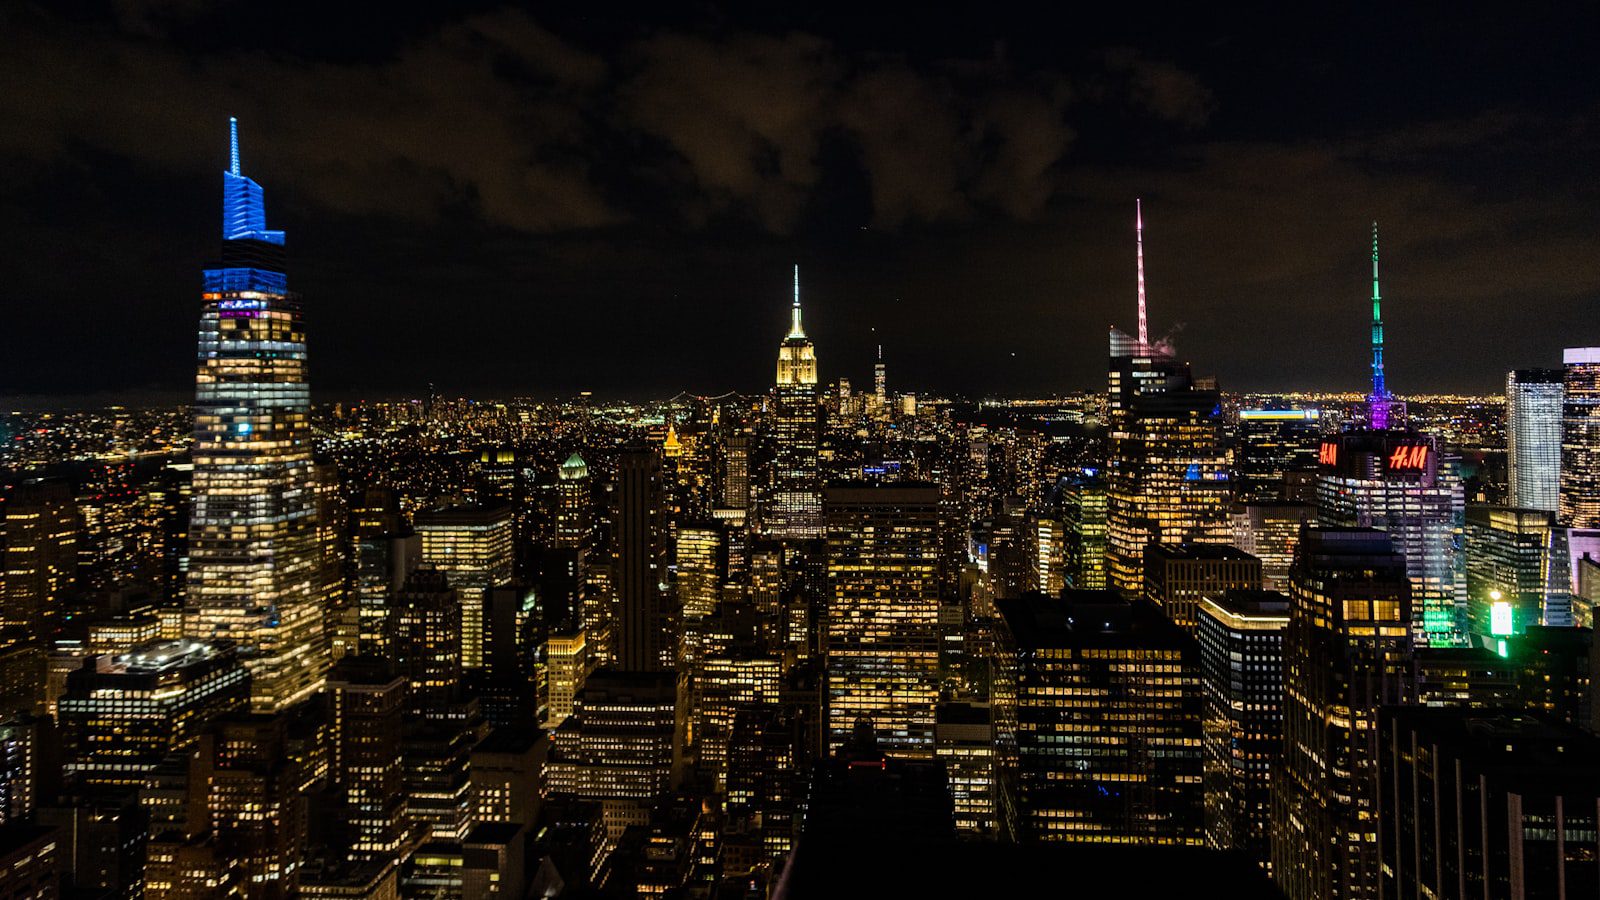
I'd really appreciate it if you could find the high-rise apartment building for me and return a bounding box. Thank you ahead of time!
[1197,589,1288,871]
[767,266,822,539]
[184,120,326,713]
[386,569,461,716]
[822,484,942,759]
[326,656,410,863]
[1559,347,1600,528]
[543,671,678,842]
[1506,368,1563,512]
[1272,527,1414,900]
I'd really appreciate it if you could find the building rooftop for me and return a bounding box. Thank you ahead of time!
[1147,542,1260,563]
[996,590,1193,650]
[99,639,230,675]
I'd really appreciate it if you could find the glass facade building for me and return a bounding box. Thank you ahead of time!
[184,120,328,712]
[1506,368,1563,513]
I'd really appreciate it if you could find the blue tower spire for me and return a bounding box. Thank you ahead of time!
[221,118,284,246]
[1369,221,1390,430]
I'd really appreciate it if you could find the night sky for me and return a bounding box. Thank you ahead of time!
[4,1,1600,404]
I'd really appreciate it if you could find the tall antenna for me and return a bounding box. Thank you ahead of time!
[1369,222,1390,430]
[1136,199,1148,348]
[229,117,240,176]
[789,264,804,338]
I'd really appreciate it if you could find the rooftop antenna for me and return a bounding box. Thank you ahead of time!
[229,117,240,176]
[1136,199,1148,348]
[1369,222,1390,430]
[789,264,804,338]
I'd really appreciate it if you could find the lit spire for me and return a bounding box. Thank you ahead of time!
[229,117,240,176]
[789,263,805,338]
[1369,221,1390,430]
[1135,199,1149,348]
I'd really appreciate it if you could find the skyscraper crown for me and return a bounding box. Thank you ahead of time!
[222,117,285,246]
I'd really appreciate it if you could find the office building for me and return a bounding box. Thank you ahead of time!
[1230,501,1316,590]
[542,671,677,841]
[1464,505,1570,637]
[934,702,1000,839]
[326,657,409,863]
[1235,409,1322,503]
[996,590,1202,844]
[1316,429,1466,646]
[613,449,670,672]
[1272,528,1414,900]
[1105,334,1231,592]
[184,121,327,713]
[1507,368,1563,512]
[1142,543,1262,633]
[386,569,462,719]
[1056,471,1108,590]
[1197,589,1287,870]
[822,484,942,759]
[58,639,250,790]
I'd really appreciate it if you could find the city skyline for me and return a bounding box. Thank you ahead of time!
[7,7,1600,899]
[4,4,1600,401]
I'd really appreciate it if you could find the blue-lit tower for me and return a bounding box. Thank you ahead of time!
[184,118,328,712]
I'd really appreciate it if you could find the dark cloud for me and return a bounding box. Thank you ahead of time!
[2,1,1598,399]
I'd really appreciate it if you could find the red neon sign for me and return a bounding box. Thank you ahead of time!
[1387,444,1429,470]
[1319,442,1339,466]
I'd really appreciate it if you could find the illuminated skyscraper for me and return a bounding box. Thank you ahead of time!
[1559,347,1600,528]
[1104,203,1231,591]
[1314,234,1466,646]
[823,484,942,759]
[386,569,462,716]
[555,454,592,549]
[325,656,409,863]
[1057,470,1108,590]
[1315,430,1466,645]
[1272,528,1414,900]
[675,523,727,620]
[1105,334,1232,591]
[1142,543,1262,634]
[58,639,251,791]
[767,266,822,539]
[184,119,327,712]
[1506,368,1563,512]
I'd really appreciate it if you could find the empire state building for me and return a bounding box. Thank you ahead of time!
[184,119,328,711]
[766,265,822,538]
